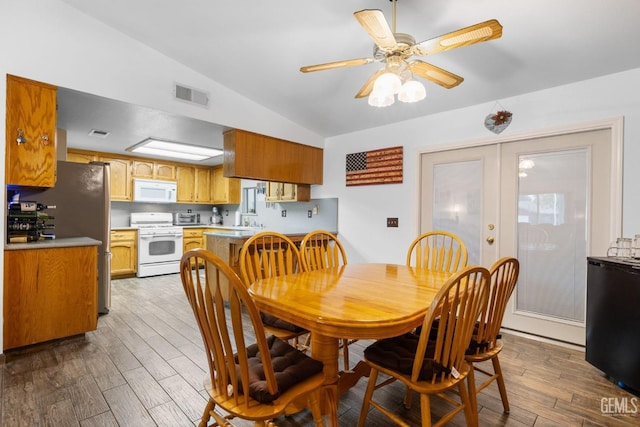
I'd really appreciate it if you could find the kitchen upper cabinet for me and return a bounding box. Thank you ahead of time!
[266,182,311,202]
[132,159,176,180]
[99,156,132,201]
[176,166,196,202]
[212,165,241,204]
[155,162,176,180]
[195,167,211,203]
[223,129,323,185]
[110,229,137,277]
[177,166,216,203]
[131,160,154,178]
[66,150,98,163]
[5,75,57,187]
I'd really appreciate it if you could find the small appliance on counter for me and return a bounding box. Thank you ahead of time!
[6,199,56,243]
[211,207,223,225]
[174,211,200,225]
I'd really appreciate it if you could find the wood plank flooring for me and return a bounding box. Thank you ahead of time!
[1,273,638,426]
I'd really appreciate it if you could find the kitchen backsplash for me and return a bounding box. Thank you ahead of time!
[111,179,338,232]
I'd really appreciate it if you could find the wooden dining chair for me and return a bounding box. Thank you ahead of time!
[299,230,353,369]
[357,265,490,427]
[180,249,325,427]
[300,229,348,271]
[239,231,309,349]
[466,257,519,416]
[406,230,468,273]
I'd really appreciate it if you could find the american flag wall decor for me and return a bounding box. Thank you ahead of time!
[345,146,403,186]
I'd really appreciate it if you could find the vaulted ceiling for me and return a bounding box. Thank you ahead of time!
[56,0,640,164]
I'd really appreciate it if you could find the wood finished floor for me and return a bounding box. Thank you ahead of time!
[1,273,638,426]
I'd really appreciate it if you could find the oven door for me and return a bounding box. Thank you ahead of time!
[139,231,183,264]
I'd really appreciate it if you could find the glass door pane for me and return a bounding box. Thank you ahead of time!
[516,150,588,323]
[433,161,482,265]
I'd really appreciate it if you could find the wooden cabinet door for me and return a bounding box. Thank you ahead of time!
[100,157,132,201]
[110,241,136,276]
[280,183,297,201]
[110,230,137,276]
[155,162,176,180]
[176,166,196,202]
[4,246,98,349]
[131,160,154,178]
[212,166,241,204]
[195,168,211,203]
[5,75,57,187]
[265,182,282,202]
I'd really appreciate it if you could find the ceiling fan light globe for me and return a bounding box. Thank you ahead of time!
[373,72,402,95]
[398,80,426,103]
[368,90,395,107]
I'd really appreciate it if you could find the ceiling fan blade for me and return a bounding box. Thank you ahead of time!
[355,69,386,98]
[414,19,503,56]
[354,9,397,49]
[300,57,375,73]
[409,60,464,89]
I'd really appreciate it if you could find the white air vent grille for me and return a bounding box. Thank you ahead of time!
[174,83,209,107]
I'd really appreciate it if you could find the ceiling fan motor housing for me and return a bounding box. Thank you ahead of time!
[373,33,416,60]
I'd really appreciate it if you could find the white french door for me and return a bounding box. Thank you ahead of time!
[420,125,620,345]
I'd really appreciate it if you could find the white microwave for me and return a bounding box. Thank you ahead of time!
[133,179,177,203]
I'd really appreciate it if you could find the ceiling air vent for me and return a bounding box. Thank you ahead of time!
[88,129,110,138]
[174,83,209,107]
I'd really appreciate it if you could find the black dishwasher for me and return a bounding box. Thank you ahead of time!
[586,257,640,392]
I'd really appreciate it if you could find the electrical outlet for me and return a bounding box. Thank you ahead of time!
[281,210,287,217]
[307,210,313,218]
[387,217,398,227]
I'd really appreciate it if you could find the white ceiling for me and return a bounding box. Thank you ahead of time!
[56,0,640,166]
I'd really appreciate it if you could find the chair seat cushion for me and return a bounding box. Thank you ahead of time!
[261,313,307,333]
[237,335,323,403]
[416,319,500,355]
[364,333,450,381]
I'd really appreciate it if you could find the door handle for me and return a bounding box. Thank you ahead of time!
[486,236,495,244]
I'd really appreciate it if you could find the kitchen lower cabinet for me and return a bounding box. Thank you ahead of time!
[183,227,207,253]
[3,245,98,350]
[110,229,137,277]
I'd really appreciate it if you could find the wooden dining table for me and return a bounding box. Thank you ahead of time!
[248,263,452,426]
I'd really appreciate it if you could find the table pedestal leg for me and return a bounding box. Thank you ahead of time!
[311,333,339,427]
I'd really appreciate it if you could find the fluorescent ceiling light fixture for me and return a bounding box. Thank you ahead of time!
[127,138,222,161]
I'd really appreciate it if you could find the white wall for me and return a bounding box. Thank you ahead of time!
[315,69,640,264]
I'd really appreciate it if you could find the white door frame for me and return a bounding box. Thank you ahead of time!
[414,117,623,345]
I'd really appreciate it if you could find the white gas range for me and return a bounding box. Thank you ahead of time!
[130,212,183,277]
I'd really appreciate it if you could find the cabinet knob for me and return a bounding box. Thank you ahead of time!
[41,133,50,145]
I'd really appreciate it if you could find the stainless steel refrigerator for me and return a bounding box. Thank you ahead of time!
[19,160,112,314]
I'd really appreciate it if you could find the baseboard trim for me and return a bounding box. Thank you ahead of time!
[501,327,586,352]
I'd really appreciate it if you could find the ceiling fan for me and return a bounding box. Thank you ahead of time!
[300,0,503,104]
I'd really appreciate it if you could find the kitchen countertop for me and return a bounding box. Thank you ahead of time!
[204,228,338,239]
[5,237,102,251]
